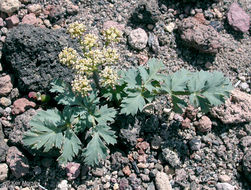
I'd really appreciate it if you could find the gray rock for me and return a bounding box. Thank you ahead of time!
[227,3,250,33]
[128,28,148,50]
[57,180,69,190]
[178,17,222,54]
[189,138,201,151]
[243,149,251,183]
[216,183,235,190]
[155,172,172,190]
[240,82,249,91]
[119,178,129,190]
[6,146,30,178]
[147,182,156,190]
[131,0,160,24]
[92,168,104,177]
[9,109,37,146]
[240,136,251,149]
[162,148,180,168]
[148,33,159,54]
[0,123,8,162]
[2,24,76,93]
[0,0,21,15]
[0,163,8,182]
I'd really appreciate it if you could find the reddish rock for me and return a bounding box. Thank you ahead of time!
[178,17,223,54]
[211,89,251,124]
[12,98,36,115]
[194,13,207,24]
[22,13,37,25]
[181,118,191,129]
[6,146,30,178]
[103,20,125,32]
[0,18,4,27]
[123,165,131,176]
[227,3,250,33]
[137,54,148,65]
[5,15,19,28]
[194,116,212,132]
[184,105,198,121]
[136,141,150,151]
[0,75,13,96]
[66,162,81,180]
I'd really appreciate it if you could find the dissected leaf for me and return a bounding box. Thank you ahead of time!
[120,91,146,115]
[83,133,107,166]
[57,129,82,164]
[94,105,117,125]
[171,95,187,113]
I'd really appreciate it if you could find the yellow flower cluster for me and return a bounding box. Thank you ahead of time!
[100,66,118,88]
[72,75,92,96]
[58,47,78,67]
[74,58,93,75]
[103,48,119,64]
[84,49,105,68]
[81,34,98,51]
[103,27,121,44]
[67,22,86,39]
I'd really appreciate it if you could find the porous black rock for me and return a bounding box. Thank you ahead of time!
[2,24,77,93]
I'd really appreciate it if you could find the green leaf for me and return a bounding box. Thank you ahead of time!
[23,109,64,151]
[94,105,117,125]
[171,95,187,113]
[120,91,146,115]
[83,125,116,166]
[122,69,141,89]
[83,133,107,166]
[57,129,82,164]
[95,125,117,145]
[50,79,83,106]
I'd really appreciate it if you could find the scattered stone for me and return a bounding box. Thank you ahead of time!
[122,166,131,176]
[243,149,251,183]
[137,54,148,65]
[103,20,125,32]
[240,82,249,91]
[227,3,250,33]
[155,172,172,190]
[0,163,8,182]
[66,162,81,180]
[0,0,21,15]
[219,175,231,183]
[189,138,201,151]
[2,24,75,92]
[178,17,222,54]
[5,15,19,28]
[0,123,9,162]
[240,136,251,150]
[194,116,212,133]
[119,178,129,190]
[92,168,104,177]
[22,13,38,25]
[103,182,110,189]
[140,174,150,182]
[151,135,162,150]
[181,118,191,129]
[12,98,36,115]
[211,89,251,124]
[0,97,11,107]
[57,180,68,190]
[165,22,175,33]
[27,4,42,15]
[0,75,13,96]
[216,183,235,190]
[162,148,180,168]
[148,33,159,54]
[131,0,160,24]
[0,18,4,27]
[194,13,206,24]
[175,169,187,181]
[128,28,148,50]
[6,146,30,178]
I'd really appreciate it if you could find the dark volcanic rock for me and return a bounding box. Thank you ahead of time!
[130,0,160,24]
[243,149,251,183]
[178,17,223,54]
[9,109,37,146]
[2,24,76,93]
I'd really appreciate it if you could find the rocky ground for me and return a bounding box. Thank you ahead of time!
[0,0,251,190]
